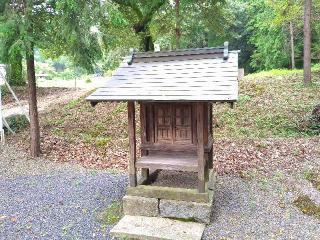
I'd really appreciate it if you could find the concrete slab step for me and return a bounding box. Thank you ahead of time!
[111,215,205,240]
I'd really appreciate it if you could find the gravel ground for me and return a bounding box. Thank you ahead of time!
[1,145,319,240]
[203,175,320,240]
[0,145,127,240]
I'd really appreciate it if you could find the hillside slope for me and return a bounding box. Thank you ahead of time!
[215,70,320,138]
[8,70,320,175]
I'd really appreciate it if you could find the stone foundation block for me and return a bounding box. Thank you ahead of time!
[159,199,212,224]
[111,215,205,240]
[123,195,159,217]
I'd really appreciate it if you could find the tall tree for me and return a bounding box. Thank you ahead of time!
[289,21,295,69]
[1,0,49,156]
[174,0,181,49]
[110,0,167,51]
[304,0,312,85]
[0,0,102,156]
[223,0,255,72]
[247,0,290,71]
[271,0,303,70]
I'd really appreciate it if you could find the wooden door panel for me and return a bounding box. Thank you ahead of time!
[174,104,192,143]
[155,103,193,144]
[155,104,172,143]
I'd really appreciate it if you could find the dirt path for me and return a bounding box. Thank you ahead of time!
[3,89,87,119]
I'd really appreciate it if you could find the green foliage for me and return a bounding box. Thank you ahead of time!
[5,115,29,133]
[246,68,303,79]
[52,61,66,73]
[7,56,24,86]
[224,0,255,72]
[98,0,167,70]
[271,0,303,26]
[0,0,102,77]
[48,0,102,72]
[1,0,319,74]
[98,0,231,71]
[150,0,230,50]
[0,85,9,98]
[247,0,290,70]
[0,1,25,85]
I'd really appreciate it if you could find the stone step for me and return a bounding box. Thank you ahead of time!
[111,215,206,240]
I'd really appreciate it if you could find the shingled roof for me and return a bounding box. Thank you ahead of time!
[87,45,239,103]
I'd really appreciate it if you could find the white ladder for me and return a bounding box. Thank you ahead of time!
[0,65,29,145]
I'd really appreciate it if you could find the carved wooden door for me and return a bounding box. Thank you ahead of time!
[174,104,192,144]
[155,103,192,144]
[155,104,172,143]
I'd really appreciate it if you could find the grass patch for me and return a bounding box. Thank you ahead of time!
[52,128,65,137]
[245,69,302,79]
[112,103,127,115]
[42,96,129,148]
[293,195,320,220]
[97,202,122,225]
[95,136,112,147]
[214,69,320,139]
[64,98,82,110]
[5,115,29,133]
[304,170,320,191]
[238,94,252,106]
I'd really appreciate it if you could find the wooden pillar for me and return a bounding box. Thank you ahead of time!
[196,102,205,193]
[203,103,209,181]
[139,103,149,180]
[128,101,137,187]
[208,103,213,169]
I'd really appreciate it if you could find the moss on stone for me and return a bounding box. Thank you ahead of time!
[168,217,198,223]
[293,195,320,220]
[127,185,209,203]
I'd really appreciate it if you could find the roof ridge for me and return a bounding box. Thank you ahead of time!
[134,47,224,59]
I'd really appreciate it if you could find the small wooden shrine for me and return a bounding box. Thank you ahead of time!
[87,43,238,194]
[87,44,238,238]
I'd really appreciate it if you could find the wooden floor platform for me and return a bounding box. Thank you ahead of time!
[136,154,198,172]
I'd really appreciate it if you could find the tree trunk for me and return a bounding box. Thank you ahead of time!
[289,21,295,69]
[303,0,312,85]
[143,33,154,52]
[26,47,41,157]
[175,0,181,49]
